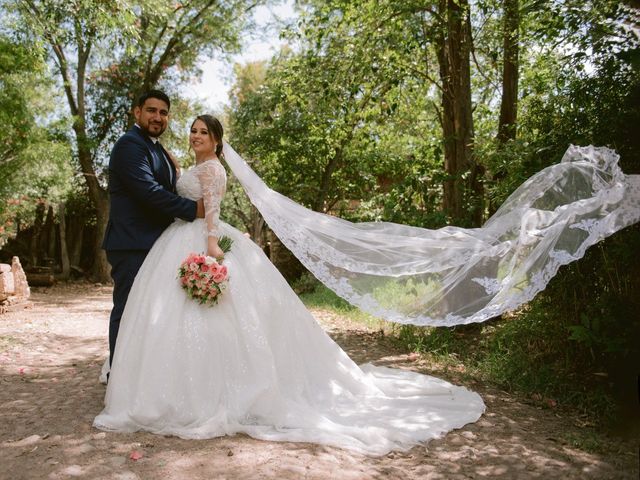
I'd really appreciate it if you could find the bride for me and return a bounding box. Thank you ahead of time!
[94,114,639,455]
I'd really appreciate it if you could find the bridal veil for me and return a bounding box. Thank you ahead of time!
[223,143,640,326]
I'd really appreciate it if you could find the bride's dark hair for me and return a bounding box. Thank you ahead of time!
[192,114,224,158]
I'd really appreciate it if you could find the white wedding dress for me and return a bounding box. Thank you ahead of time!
[93,159,485,455]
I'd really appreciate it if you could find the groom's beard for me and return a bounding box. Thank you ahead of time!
[141,121,166,137]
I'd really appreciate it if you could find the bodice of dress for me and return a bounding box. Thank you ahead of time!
[177,160,227,237]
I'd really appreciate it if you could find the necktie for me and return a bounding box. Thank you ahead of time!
[155,142,174,185]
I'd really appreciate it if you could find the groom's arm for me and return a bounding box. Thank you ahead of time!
[111,136,198,221]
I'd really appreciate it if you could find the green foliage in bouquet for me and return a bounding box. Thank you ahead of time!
[218,235,233,254]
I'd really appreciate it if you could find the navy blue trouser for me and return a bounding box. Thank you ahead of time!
[106,249,149,367]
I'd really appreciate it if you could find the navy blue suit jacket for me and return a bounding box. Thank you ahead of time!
[102,126,197,251]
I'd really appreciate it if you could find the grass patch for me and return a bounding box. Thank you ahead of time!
[398,310,629,430]
[560,431,613,454]
[299,282,386,330]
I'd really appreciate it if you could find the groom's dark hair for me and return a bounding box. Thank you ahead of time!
[137,90,171,109]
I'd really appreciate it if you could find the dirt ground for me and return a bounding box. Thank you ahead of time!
[0,282,637,480]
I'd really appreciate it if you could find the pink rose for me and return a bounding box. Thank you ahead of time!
[195,255,206,264]
[213,273,226,283]
[181,276,188,285]
[201,264,209,273]
[209,262,221,275]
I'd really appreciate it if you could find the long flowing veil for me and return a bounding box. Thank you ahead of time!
[223,143,640,326]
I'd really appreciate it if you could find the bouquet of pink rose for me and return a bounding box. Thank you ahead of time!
[178,236,233,306]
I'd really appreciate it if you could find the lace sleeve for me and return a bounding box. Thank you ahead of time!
[195,160,227,238]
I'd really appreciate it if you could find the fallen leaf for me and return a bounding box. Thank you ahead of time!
[129,450,143,461]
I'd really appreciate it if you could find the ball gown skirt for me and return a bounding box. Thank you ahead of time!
[93,218,485,456]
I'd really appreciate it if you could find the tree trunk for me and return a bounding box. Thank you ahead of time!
[30,203,45,267]
[249,205,267,249]
[66,213,84,269]
[314,149,343,212]
[92,193,110,282]
[26,271,56,287]
[267,230,305,282]
[490,0,520,216]
[436,0,479,225]
[58,202,70,280]
[71,33,111,283]
[44,205,56,261]
[75,141,111,282]
[497,0,519,144]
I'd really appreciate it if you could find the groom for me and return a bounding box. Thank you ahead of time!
[102,89,204,368]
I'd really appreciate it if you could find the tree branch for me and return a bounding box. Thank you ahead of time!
[22,0,78,115]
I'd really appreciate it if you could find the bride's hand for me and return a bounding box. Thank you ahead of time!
[207,238,225,261]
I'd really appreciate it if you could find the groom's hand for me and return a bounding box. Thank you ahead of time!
[196,199,205,218]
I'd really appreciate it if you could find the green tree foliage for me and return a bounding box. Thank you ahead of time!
[0,36,74,247]
[8,0,261,280]
[228,6,450,228]
[226,1,531,224]
[0,38,36,173]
